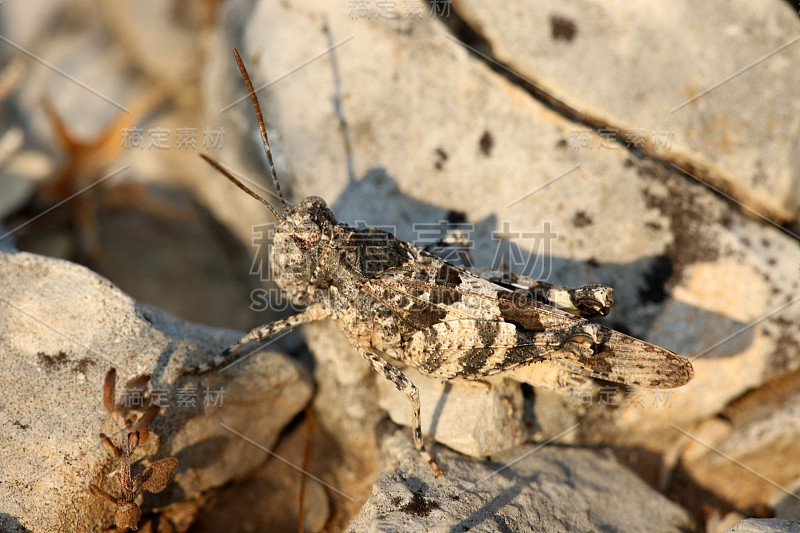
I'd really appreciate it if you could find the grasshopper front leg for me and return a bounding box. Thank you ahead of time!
[183,304,328,374]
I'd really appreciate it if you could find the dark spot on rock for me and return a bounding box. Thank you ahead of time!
[550,15,577,42]
[13,421,29,430]
[767,317,800,379]
[391,496,402,506]
[640,161,720,280]
[434,147,448,171]
[586,257,600,268]
[446,210,467,224]
[645,221,662,230]
[761,238,771,248]
[37,351,96,374]
[478,130,494,156]
[400,490,440,517]
[572,211,593,228]
[38,351,68,372]
[638,255,673,305]
[74,358,96,374]
[623,159,635,168]
[556,138,568,148]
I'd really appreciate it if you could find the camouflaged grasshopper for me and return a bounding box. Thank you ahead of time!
[188,48,693,476]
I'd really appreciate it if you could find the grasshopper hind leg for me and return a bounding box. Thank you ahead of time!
[470,268,614,318]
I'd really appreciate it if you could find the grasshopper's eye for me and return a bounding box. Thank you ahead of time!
[293,219,320,248]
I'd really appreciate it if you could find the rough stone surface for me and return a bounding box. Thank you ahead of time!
[190,419,331,533]
[454,0,800,222]
[678,371,800,512]
[724,519,800,533]
[301,319,386,530]
[0,224,16,253]
[772,478,800,522]
[349,429,693,532]
[377,367,527,457]
[0,250,313,532]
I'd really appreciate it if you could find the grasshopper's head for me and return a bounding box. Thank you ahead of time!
[269,195,338,303]
[200,48,346,306]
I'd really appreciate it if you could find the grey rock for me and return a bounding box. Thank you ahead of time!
[454,0,800,222]
[377,367,527,457]
[724,518,800,533]
[302,319,388,528]
[349,429,693,532]
[772,475,800,522]
[189,419,331,533]
[0,250,313,532]
[681,383,800,513]
[0,224,16,253]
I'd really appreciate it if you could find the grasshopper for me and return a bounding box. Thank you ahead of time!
[188,48,693,476]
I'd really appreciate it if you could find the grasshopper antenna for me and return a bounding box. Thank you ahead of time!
[232,47,290,216]
[200,154,284,221]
